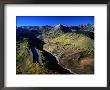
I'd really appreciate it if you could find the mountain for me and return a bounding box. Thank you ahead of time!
[16,24,94,74]
[17,24,94,34]
[16,24,94,41]
[53,24,72,33]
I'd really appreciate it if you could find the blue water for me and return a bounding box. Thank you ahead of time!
[31,47,39,63]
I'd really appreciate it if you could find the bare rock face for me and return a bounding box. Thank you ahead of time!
[53,24,72,33]
[58,50,94,74]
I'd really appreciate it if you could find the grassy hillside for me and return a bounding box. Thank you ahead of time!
[16,42,59,74]
[16,31,94,74]
[44,32,94,74]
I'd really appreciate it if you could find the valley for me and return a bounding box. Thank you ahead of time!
[16,24,94,74]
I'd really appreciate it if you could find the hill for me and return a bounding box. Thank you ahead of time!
[16,24,94,74]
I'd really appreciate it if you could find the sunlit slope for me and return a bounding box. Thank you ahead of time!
[16,31,94,74]
[16,39,71,74]
[44,32,94,74]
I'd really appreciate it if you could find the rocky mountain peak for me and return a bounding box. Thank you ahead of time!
[53,24,64,30]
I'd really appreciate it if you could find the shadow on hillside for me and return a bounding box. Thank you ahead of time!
[74,31,94,39]
[42,50,72,74]
[28,36,72,74]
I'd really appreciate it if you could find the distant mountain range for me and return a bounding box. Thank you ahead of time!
[17,24,94,32]
[16,24,94,40]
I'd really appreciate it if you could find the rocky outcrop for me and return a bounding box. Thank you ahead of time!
[58,50,94,74]
[53,24,72,33]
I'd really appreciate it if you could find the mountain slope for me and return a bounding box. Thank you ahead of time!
[16,24,94,74]
[44,32,94,74]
